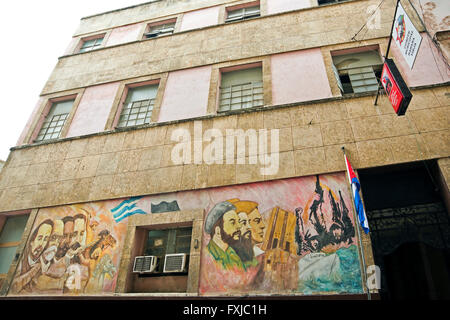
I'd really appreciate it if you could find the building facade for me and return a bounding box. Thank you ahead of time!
[0,0,449,299]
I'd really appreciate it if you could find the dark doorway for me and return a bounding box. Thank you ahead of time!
[358,161,450,300]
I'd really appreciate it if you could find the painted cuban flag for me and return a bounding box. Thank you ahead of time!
[344,154,370,234]
[111,196,147,223]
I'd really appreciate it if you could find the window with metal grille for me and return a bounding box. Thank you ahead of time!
[144,22,176,39]
[117,84,158,128]
[219,67,263,112]
[79,36,103,53]
[226,5,260,23]
[35,100,74,142]
[332,50,383,94]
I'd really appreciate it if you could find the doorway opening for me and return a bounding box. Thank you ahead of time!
[358,161,450,300]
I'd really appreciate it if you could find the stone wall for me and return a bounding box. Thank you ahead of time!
[0,86,448,214]
[43,0,401,95]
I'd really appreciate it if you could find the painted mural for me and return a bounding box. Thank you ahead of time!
[9,172,363,296]
[10,202,128,295]
[195,173,363,295]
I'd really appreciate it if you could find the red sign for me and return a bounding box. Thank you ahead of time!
[381,58,412,116]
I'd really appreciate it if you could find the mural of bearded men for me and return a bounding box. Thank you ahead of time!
[12,219,54,293]
[35,219,68,292]
[204,201,244,270]
[227,199,262,268]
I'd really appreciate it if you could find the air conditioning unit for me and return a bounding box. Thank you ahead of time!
[163,253,188,273]
[133,255,159,273]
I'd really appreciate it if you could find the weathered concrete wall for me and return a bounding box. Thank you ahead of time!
[0,86,448,214]
[73,0,239,36]
[43,0,398,96]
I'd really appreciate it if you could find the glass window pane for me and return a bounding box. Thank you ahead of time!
[49,100,74,117]
[125,85,158,104]
[0,215,28,243]
[81,39,96,48]
[145,230,169,256]
[221,67,262,87]
[0,246,18,274]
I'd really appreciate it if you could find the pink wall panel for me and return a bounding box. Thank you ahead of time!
[266,0,311,14]
[106,23,143,47]
[158,66,211,122]
[16,98,45,146]
[63,38,79,56]
[179,6,220,32]
[66,82,120,138]
[391,32,450,87]
[271,49,332,105]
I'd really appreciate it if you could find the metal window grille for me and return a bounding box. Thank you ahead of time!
[79,37,103,53]
[117,99,155,128]
[225,6,260,22]
[144,23,175,38]
[335,64,383,94]
[35,113,69,142]
[218,81,263,112]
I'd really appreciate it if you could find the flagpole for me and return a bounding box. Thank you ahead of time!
[341,147,371,300]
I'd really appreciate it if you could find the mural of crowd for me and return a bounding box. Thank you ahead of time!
[10,172,363,296]
[10,203,126,295]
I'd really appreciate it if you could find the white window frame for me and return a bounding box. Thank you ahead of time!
[144,21,176,39]
[331,49,383,94]
[218,66,264,112]
[34,99,75,142]
[79,35,104,53]
[116,84,159,128]
[225,4,260,23]
[0,213,29,278]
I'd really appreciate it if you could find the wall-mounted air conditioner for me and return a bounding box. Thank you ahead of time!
[163,253,188,273]
[133,255,159,273]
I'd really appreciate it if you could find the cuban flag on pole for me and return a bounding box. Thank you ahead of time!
[111,196,147,223]
[344,154,370,234]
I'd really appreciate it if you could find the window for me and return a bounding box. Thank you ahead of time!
[225,4,260,23]
[143,21,176,39]
[219,67,264,112]
[332,50,383,94]
[79,36,104,53]
[0,215,28,276]
[35,99,74,142]
[144,227,192,273]
[117,84,158,128]
[318,0,347,5]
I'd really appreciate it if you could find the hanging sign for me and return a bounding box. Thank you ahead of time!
[392,1,422,69]
[381,58,412,116]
